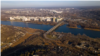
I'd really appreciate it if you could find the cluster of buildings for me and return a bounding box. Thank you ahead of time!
[39,9,63,13]
[50,10,63,13]
[10,16,63,22]
[66,18,82,22]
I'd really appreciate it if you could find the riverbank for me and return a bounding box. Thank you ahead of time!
[67,26,100,31]
[1,20,57,26]
[67,26,81,29]
[1,21,100,38]
[1,25,100,56]
[2,20,100,32]
[84,28,100,31]
[1,20,25,22]
[1,25,44,52]
[29,21,57,26]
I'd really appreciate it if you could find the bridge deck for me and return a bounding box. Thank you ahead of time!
[46,21,63,34]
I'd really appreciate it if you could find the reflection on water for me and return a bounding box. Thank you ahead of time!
[1,21,100,38]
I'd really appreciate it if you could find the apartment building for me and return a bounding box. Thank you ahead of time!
[9,16,63,22]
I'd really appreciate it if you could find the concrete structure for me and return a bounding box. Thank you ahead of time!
[9,16,63,22]
[46,21,63,34]
[53,17,56,22]
[22,18,28,21]
[56,18,63,22]
[10,16,31,21]
[33,18,39,21]
[10,17,15,20]
[44,21,64,39]
[46,18,51,21]
[50,10,63,13]
[39,18,42,21]
[30,17,35,20]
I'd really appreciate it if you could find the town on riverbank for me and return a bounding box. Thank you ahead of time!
[2,7,100,31]
[1,5,100,56]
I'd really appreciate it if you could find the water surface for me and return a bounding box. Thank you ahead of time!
[1,21,100,38]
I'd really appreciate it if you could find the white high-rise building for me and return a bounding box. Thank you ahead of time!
[46,18,51,22]
[10,17,15,20]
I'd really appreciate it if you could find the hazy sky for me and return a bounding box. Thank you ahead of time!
[1,1,100,8]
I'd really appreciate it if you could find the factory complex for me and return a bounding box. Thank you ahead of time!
[10,16,63,22]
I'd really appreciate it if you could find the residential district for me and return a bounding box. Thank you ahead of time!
[10,16,63,22]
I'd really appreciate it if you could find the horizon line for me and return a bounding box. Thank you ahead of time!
[2,6,100,9]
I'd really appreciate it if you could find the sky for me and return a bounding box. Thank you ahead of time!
[1,1,100,8]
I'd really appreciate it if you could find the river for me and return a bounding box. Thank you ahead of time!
[1,21,100,38]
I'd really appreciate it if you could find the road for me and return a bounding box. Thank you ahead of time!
[44,21,64,39]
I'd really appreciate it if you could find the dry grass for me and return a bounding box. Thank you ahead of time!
[46,35,57,39]
[11,33,32,47]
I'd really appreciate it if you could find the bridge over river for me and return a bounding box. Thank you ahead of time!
[44,21,64,39]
